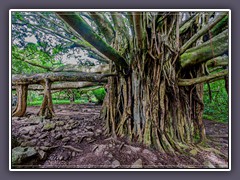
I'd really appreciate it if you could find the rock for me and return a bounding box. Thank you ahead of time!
[19,125,36,135]
[189,149,198,156]
[86,137,92,141]
[55,134,63,140]
[131,159,143,168]
[95,129,102,136]
[109,144,113,148]
[142,149,158,162]
[21,139,37,147]
[108,153,113,158]
[29,116,43,123]
[126,150,132,154]
[34,133,41,138]
[43,142,50,147]
[111,160,121,168]
[12,117,20,121]
[39,133,48,139]
[62,137,71,142]
[72,151,76,157]
[58,151,71,161]
[81,132,94,137]
[94,144,107,156]
[86,126,94,131]
[56,121,65,126]
[204,161,215,168]
[38,150,47,160]
[12,146,37,165]
[42,123,56,131]
[126,145,141,153]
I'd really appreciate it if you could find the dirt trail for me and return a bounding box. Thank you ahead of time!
[11,104,229,169]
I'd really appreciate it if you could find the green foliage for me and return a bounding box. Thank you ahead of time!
[203,80,228,123]
[12,44,63,75]
[92,88,106,104]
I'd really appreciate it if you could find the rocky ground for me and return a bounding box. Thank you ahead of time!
[11,104,229,169]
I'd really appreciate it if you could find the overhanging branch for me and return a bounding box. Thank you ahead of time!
[178,70,228,86]
[180,12,228,54]
[180,29,228,68]
[56,12,129,70]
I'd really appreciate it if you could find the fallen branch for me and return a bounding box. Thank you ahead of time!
[62,145,83,153]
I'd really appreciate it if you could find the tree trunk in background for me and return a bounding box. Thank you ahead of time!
[38,79,55,118]
[12,85,28,117]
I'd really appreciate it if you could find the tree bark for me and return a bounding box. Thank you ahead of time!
[12,71,110,85]
[12,85,28,117]
[38,79,55,118]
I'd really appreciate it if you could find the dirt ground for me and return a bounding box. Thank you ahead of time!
[11,104,229,169]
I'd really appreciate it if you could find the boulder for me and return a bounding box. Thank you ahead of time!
[111,160,121,168]
[42,122,56,131]
[131,159,143,168]
[12,146,37,165]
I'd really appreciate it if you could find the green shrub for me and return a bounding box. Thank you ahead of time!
[92,87,106,104]
[203,80,228,123]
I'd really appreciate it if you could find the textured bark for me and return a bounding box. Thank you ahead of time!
[102,13,215,153]
[38,79,55,118]
[12,85,28,117]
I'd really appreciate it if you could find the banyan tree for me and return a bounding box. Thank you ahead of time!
[12,11,229,153]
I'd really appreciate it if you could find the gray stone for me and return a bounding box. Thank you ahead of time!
[86,126,94,131]
[39,133,48,139]
[56,121,65,126]
[95,129,102,135]
[204,161,215,168]
[19,125,36,135]
[94,144,107,156]
[55,134,63,140]
[126,145,141,153]
[62,137,71,142]
[12,146,37,165]
[43,142,51,147]
[72,151,76,157]
[42,123,56,131]
[108,153,113,158]
[142,149,158,162]
[111,160,121,168]
[12,117,20,121]
[131,159,143,168]
[38,150,47,160]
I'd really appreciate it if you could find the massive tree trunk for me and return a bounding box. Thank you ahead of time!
[100,13,228,153]
[56,12,229,153]
[12,85,28,117]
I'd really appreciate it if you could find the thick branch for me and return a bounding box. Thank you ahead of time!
[89,12,115,44]
[133,12,143,49]
[206,55,228,68]
[12,71,111,85]
[56,12,129,70]
[12,82,99,91]
[180,12,228,54]
[178,70,228,86]
[180,29,228,68]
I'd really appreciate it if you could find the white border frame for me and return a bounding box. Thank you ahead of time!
[9,9,231,172]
